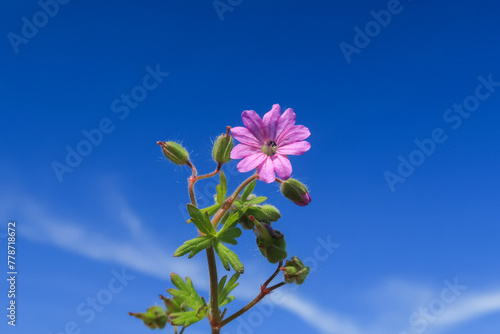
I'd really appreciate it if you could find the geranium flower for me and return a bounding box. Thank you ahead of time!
[230,104,311,183]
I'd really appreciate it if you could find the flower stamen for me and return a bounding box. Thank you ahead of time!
[262,140,277,156]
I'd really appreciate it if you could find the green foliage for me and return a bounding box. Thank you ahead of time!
[166,274,208,327]
[241,180,256,202]
[217,273,240,307]
[173,235,214,258]
[217,226,242,245]
[216,170,228,204]
[129,306,168,329]
[187,204,216,236]
[213,239,244,273]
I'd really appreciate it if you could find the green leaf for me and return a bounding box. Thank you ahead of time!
[187,204,216,236]
[241,180,256,202]
[217,227,242,245]
[213,239,244,273]
[246,196,267,205]
[173,235,213,258]
[186,203,221,223]
[220,170,227,197]
[216,171,228,205]
[216,186,223,205]
[219,208,248,233]
[167,274,206,311]
[217,273,240,307]
[170,306,208,327]
[204,203,221,217]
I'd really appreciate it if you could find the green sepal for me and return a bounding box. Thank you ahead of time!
[281,256,310,285]
[173,235,214,258]
[187,204,216,236]
[254,220,287,263]
[129,306,168,329]
[213,239,244,273]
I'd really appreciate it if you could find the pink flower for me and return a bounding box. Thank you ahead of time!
[230,104,311,183]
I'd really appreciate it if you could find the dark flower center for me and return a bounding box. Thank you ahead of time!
[262,140,277,156]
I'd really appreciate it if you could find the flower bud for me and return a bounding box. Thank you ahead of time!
[280,178,311,206]
[129,306,168,329]
[280,256,310,285]
[158,141,189,165]
[242,204,281,227]
[212,127,233,164]
[253,219,287,263]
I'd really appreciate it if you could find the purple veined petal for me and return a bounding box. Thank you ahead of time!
[262,104,281,141]
[242,110,267,143]
[276,108,296,139]
[230,143,261,159]
[272,154,292,180]
[231,126,261,146]
[237,152,267,173]
[257,156,276,183]
[277,125,311,147]
[277,141,311,155]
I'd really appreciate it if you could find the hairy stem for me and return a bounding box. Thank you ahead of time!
[220,261,285,327]
[210,172,259,228]
[207,246,221,327]
[220,282,286,327]
[186,160,222,331]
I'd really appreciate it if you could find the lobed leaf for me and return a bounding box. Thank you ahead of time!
[170,306,208,327]
[167,274,206,311]
[218,273,240,307]
[217,227,242,245]
[173,235,213,258]
[213,240,244,273]
[187,204,216,236]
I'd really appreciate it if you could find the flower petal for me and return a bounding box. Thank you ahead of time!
[277,125,311,146]
[231,126,261,146]
[257,157,275,183]
[237,153,267,173]
[230,143,261,159]
[262,104,281,141]
[277,141,311,155]
[272,155,292,180]
[276,108,296,139]
[242,110,267,143]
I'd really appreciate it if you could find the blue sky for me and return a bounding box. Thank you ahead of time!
[1,0,500,333]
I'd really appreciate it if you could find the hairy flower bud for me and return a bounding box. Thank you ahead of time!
[212,127,234,164]
[280,178,311,206]
[129,306,168,329]
[158,141,189,165]
[280,256,310,285]
[253,218,287,263]
[242,204,281,228]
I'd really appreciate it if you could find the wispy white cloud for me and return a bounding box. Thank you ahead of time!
[5,192,205,283]
[276,293,361,334]
[433,290,500,327]
[3,187,500,334]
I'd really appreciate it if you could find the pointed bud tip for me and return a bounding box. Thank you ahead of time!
[160,141,189,165]
[212,132,234,164]
[280,178,311,206]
